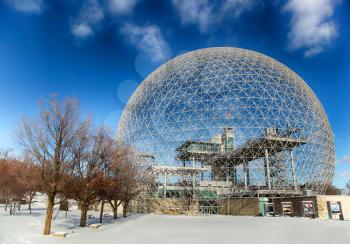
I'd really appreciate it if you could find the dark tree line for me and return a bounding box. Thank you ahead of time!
[0,157,41,215]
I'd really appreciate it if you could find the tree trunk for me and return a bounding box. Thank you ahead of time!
[9,202,13,215]
[123,201,128,218]
[5,198,8,211]
[29,199,32,215]
[113,204,118,219]
[65,208,68,218]
[43,194,55,235]
[80,203,88,227]
[94,201,99,211]
[99,200,105,223]
[108,200,118,219]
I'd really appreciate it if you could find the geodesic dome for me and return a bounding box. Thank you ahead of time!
[117,47,334,208]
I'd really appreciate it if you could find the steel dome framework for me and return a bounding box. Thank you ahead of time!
[117,47,335,214]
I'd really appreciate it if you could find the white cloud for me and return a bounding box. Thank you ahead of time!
[121,23,171,63]
[336,155,350,164]
[222,0,256,17]
[337,170,350,178]
[72,23,93,38]
[284,0,338,57]
[171,0,213,33]
[171,0,257,33]
[108,0,139,15]
[7,0,43,14]
[71,0,104,39]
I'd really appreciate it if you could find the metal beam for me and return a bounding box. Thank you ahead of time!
[265,149,271,190]
[244,162,249,191]
[290,149,297,191]
[163,172,167,198]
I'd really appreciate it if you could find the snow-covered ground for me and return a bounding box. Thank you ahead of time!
[1,196,350,244]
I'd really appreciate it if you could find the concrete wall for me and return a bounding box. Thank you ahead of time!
[272,196,317,217]
[131,198,259,216]
[316,195,350,220]
[271,195,350,219]
[220,198,259,216]
[220,195,350,218]
[130,198,199,215]
[128,195,350,219]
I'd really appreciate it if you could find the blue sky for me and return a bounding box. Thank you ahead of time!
[0,0,349,187]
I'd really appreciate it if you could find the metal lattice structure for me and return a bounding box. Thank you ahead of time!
[117,47,335,214]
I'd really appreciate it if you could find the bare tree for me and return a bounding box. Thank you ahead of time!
[96,171,112,223]
[65,126,114,227]
[0,148,13,160]
[105,147,126,219]
[109,146,150,218]
[325,184,339,195]
[18,95,81,235]
[0,159,26,214]
[0,159,15,211]
[346,180,350,195]
[12,157,41,214]
[0,159,11,209]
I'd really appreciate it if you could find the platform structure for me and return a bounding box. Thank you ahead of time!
[149,165,212,198]
[148,127,307,200]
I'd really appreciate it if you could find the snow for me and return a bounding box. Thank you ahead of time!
[1,195,350,244]
[52,232,68,238]
[89,224,102,229]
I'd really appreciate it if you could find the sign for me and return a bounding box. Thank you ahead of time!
[327,201,343,220]
[330,202,341,214]
[302,201,314,217]
[281,202,292,216]
[266,203,275,216]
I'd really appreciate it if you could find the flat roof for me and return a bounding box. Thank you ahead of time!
[149,165,211,176]
[177,135,306,164]
[176,140,221,151]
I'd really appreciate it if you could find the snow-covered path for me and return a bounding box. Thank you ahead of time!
[1,206,350,244]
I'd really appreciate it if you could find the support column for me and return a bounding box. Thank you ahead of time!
[265,149,271,190]
[192,157,196,198]
[232,167,237,186]
[163,172,167,198]
[243,162,249,191]
[201,162,204,181]
[226,166,230,182]
[290,149,297,191]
